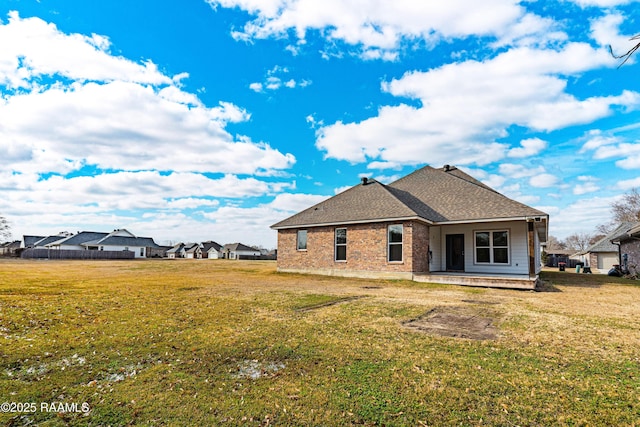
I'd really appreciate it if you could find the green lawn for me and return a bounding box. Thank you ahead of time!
[1,259,639,426]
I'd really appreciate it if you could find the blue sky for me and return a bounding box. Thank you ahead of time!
[1,0,639,248]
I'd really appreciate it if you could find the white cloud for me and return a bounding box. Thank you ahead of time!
[0,11,169,89]
[499,164,546,179]
[268,193,329,211]
[482,174,508,190]
[0,171,300,247]
[617,176,640,189]
[2,172,291,212]
[507,138,548,158]
[580,130,620,152]
[549,196,619,238]
[206,0,551,59]
[581,130,640,169]
[0,12,300,247]
[573,176,601,195]
[249,82,263,92]
[0,81,294,174]
[315,43,639,167]
[0,14,296,176]
[250,65,311,92]
[572,0,639,8]
[616,155,640,169]
[530,173,560,188]
[590,13,635,57]
[166,198,220,209]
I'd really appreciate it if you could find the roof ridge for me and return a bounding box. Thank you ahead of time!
[440,166,502,195]
[376,180,421,216]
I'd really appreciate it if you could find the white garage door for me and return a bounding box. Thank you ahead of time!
[597,253,618,271]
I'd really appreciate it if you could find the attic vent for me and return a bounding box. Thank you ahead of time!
[443,164,451,172]
[361,177,369,185]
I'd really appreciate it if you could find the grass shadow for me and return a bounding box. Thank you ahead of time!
[540,271,638,289]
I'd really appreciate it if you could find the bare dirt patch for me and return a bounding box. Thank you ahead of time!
[403,306,498,340]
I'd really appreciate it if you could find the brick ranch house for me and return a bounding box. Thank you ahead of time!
[271,165,549,289]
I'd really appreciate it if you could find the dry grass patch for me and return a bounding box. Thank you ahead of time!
[1,260,639,426]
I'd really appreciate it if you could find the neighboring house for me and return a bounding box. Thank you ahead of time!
[46,231,109,250]
[202,241,223,259]
[223,243,262,260]
[23,235,46,248]
[611,222,640,275]
[167,243,186,259]
[574,222,635,273]
[184,243,202,259]
[25,232,73,248]
[147,245,171,258]
[0,241,21,256]
[23,229,161,259]
[271,165,549,289]
[79,229,160,258]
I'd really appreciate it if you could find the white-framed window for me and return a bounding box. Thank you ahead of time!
[388,224,403,262]
[335,228,347,261]
[140,248,145,257]
[475,230,509,264]
[297,230,307,251]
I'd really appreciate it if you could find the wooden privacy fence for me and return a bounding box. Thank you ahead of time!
[21,249,135,260]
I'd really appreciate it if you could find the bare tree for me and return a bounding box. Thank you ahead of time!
[612,188,640,223]
[545,235,566,252]
[610,34,640,67]
[564,232,593,252]
[0,216,10,241]
[596,222,615,235]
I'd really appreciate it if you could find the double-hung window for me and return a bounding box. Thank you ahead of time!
[297,230,307,251]
[335,228,347,261]
[475,231,509,264]
[388,224,403,262]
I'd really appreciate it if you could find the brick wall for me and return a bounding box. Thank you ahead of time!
[411,221,430,273]
[277,221,430,275]
[589,253,598,269]
[621,240,640,274]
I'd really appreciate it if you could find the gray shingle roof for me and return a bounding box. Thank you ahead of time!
[83,236,160,248]
[23,235,46,247]
[585,222,636,253]
[272,179,418,229]
[611,221,640,243]
[166,243,185,253]
[49,232,109,246]
[389,166,546,221]
[224,243,259,252]
[202,241,222,252]
[272,165,547,229]
[34,235,68,247]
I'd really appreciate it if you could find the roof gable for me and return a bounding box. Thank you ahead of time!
[389,166,546,222]
[272,165,548,229]
[23,235,46,247]
[83,236,159,248]
[271,179,420,229]
[34,235,68,247]
[585,222,635,253]
[50,231,109,246]
[202,241,223,252]
[224,243,259,252]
